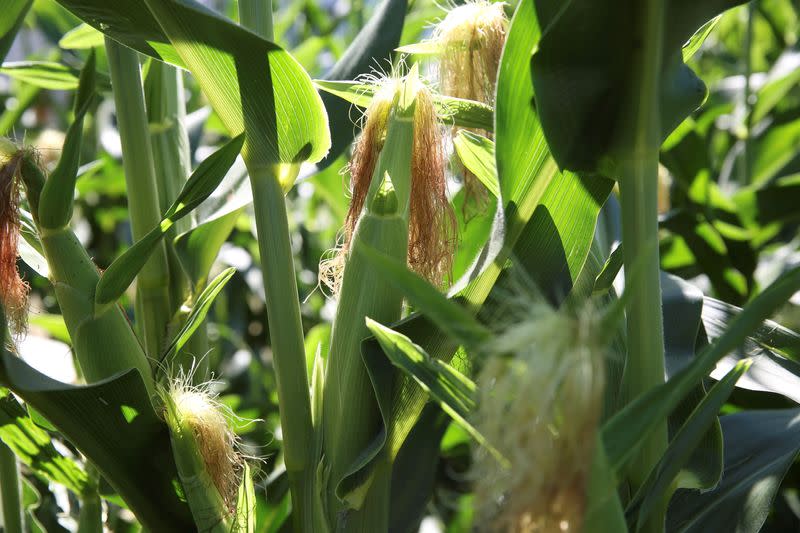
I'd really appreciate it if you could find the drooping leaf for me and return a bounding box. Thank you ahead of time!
[630,361,749,529]
[0,355,193,530]
[602,266,800,475]
[0,61,81,90]
[359,243,491,350]
[0,388,88,495]
[529,0,747,173]
[667,409,800,533]
[366,319,503,464]
[703,296,800,403]
[58,23,104,49]
[315,80,495,132]
[55,0,330,167]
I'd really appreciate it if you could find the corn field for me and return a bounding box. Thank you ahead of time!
[1,0,800,531]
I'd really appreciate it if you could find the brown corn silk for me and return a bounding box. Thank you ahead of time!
[321,78,456,293]
[0,149,30,334]
[435,0,508,212]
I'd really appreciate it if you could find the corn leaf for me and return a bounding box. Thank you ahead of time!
[0,355,193,530]
[528,0,747,173]
[667,408,800,533]
[0,0,32,63]
[38,50,96,230]
[452,131,500,199]
[0,61,81,90]
[704,296,800,403]
[160,267,236,365]
[58,23,104,49]
[602,266,800,475]
[315,80,495,132]
[661,273,723,492]
[0,388,88,495]
[95,135,244,306]
[174,208,243,288]
[366,319,504,464]
[55,0,329,166]
[318,0,408,169]
[359,243,491,350]
[631,361,750,529]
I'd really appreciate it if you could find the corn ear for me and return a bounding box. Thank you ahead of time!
[322,74,419,528]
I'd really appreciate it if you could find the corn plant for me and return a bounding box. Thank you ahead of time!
[1,0,800,532]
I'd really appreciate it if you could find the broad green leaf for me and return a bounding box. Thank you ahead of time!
[452,131,500,198]
[388,406,450,533]
[749,51,800,125]
[667,409,800,533]
[735,173,800,226]
[529,0,747,173]
[174,208,244,288]
[602,266,800,474]
[0,61,80,90]
[58,23,104,49]
[160,267,236,365]
[0,354,193,530]
[366,319,504,464]
[748,116,800,186]
[95,135,244,306]
[55,0,330,167]
[0,1,32,63]
[703,296,800,404]
[0,388,88,494]
[359,243,491,350]
[38,50,97,230]
[682,16,720,62]
[631,361,749,529]
[318,0,409,169]
[661,273,723,492]
[315,80,495,132]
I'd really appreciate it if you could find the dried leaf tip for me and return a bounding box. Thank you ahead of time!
[474,300,606,533]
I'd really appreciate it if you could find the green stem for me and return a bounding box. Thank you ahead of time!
[0,442,23,533]
[617,1,667,531]
[741,1,756,186]
[105,37,172,362]
[239,5,317,531]
[77,465,102,533]
[249,168,315,531]
[144,61,211,380]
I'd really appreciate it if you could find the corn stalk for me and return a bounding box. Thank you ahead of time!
[237,4,317,530]
[617,1,668,531]
[105,37,172,362]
